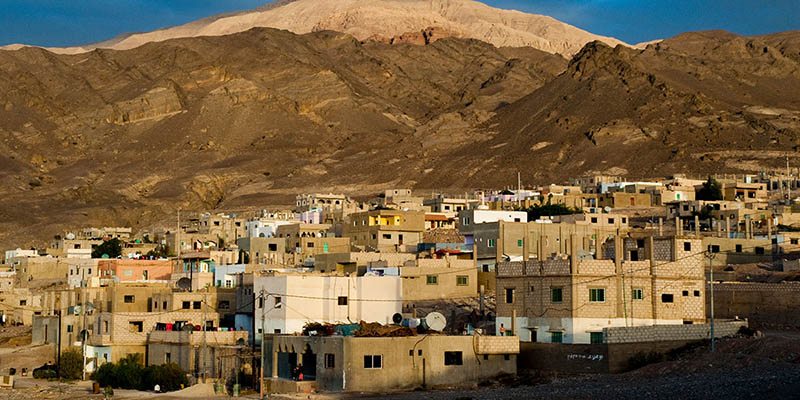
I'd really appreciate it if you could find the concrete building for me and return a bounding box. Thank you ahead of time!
[400,257,477,302]
[147,329,249,378]
[254,273,402,336]
[343,210,425,252]
[237,237,286,265]
[98,259,172,282]
[264,334,518,393]
[495,236,705,344]
[314,252,416,274]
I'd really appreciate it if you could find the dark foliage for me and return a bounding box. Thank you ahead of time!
[91,238,123,258]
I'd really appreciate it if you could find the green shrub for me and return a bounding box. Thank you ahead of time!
[91,354,187,392]
[60,349,84,380]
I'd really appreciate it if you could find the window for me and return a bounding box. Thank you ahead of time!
[274,297,282,309]
[488,239,495,248]
[464,217,471,225]
[193,301,201,309]
[19,300,26,306]
[590,332,604,344]
[608,218,614,224]
[792,239,799,245]
[363,355,382,369]
[711,245,720,253]
[444,351,463,366]
[682,290,689,296]
[531,329,537,342]
[684,242,691,251]
[67,325,73,333]
[551,287,563,303]
[456,275,468,286]
[338,296,348,306]
[182,301,190,310]
[163,301,167,310]
[382,234,392,240]
[124,295,135,303]
[517,239,523,247]
[661,294,674,303]
[589,288,605,302]
[530,286,535,293]
[426,275,438,285]
[632,288,643,300]
[268,243,278,251]
[324,353,335,369]
[505,288,515,304]
[218,301,230,310]
[591,217,598,223]
[307,242,314,248]
[551,332,563,343]
[735,244,743,253]
[755,247,765,255]
[129,321,143,333]
[165,352,171,364]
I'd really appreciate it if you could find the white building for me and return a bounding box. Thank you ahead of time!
[3,248,37,263]
[458,209,528,228]
[253,274,402,336]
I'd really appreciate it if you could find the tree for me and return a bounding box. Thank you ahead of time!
[59,349,84,380]
[92,238,122,258]
[696,177,723,201]
[145,243,173,258]
[520,195,582,221]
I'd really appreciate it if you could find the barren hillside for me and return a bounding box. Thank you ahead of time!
[0,28,565,247]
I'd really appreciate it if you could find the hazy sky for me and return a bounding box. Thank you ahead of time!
[1,0,798,47]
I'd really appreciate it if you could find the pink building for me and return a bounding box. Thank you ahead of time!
[97,259,173,281]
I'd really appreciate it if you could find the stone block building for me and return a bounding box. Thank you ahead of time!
[496,235,705,344]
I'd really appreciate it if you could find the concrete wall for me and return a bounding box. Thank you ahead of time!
[710,282,800,329]
[603,320,747,343]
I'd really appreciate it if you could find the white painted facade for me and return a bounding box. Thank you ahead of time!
[253,275,402,335]
[459,209,528,227]
[496,316,689,344]
[245,219,297,238]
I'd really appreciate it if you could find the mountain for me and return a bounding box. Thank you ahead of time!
[0,28,566,247]
[1,24,799,248]
[451,30,800,184]
[1,0,626,56]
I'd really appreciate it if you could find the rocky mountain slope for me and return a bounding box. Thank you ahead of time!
[0,28,798,248]
[1,0,625,56]
[449,30,800,185]
[0,28,566,246]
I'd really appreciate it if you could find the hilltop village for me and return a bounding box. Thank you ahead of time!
[2,173,799,396]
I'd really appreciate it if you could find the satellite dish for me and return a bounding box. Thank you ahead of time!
[66,233,76,240]
[423,312,447,332]
[603,206,612,213]
[392,313,403,324]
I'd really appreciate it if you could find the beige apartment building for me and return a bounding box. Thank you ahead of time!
[343,210,425,252]
[496,235,705,344]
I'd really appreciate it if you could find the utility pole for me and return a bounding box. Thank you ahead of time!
[259,289,266,400]
[56,309,62,380]
[81,298,89,381]
[201,291,208,383]
[517,171,522,208]
[176,209,181,258]
[706,247,716,352]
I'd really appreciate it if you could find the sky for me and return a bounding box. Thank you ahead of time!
[1,0,798,47]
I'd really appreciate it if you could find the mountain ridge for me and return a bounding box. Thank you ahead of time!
[0,0,626,56]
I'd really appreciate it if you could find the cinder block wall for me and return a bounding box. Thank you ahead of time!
[710,282,800,329]
[604,320,747,343]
